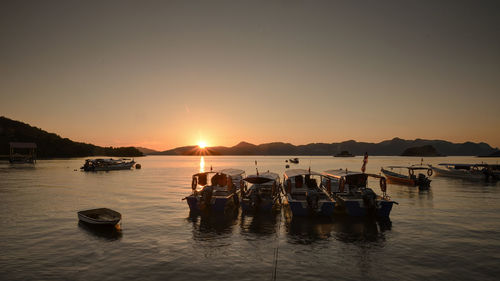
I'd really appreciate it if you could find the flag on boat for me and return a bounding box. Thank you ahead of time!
[361,152,368,173]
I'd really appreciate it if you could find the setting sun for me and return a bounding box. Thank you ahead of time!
[198,141,207,149]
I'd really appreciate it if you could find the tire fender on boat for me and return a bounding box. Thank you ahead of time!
[339,178,345,193]
[227,176,233,193]
[427,169,433,177]
[192,177,197,190]
[380,177,387,193]
[409,169,414,177]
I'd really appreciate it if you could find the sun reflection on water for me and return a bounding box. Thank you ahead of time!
[200,156,205,173]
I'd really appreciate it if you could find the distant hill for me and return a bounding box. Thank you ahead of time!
[401,145,442,156]
[0,116,143,158]
[156,138,498,156]
[135,147,159,155]
[478,150,500,157]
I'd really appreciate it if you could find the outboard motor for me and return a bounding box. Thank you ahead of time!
[417,173,430,189]
[306,192,320,212]
[362,188,377,212]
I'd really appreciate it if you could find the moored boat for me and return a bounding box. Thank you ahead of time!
[77,208,122,225]
[322,169,397,218]
[289,158,299,164]
[240,171,282,213]
[334,151,354,157]
[81,158,135,171]
[282,169,335,217]
[184,169,245,213]
[381,165,432,189]
[431,163,499,181]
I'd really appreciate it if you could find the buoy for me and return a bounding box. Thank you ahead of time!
[285,164,290,168]
[135,163,142,169]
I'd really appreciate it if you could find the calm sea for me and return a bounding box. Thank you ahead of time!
[1,156,500,281]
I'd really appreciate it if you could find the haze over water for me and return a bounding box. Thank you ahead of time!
[1,156,500,281]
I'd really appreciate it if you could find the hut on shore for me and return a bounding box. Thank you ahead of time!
[9,142,37,163]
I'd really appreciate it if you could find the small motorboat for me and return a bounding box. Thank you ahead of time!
[184,168,245,213]
[431,163,500,181]
[289,158,299,164]
[240,171,282,213]
[81,158,135,171]
[322,169,397,218]
[282,169,335,217]
[77,208,122,225]
[381,165,432,189]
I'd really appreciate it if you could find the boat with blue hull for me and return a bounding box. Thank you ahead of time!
[322,169,397,218]
[240,172,282,213]
[282,169,335,217]
[184,168,245,213]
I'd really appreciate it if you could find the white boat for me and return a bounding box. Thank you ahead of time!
[431,163,499,181]
[185,168,245,213]
[81,158,135,171]
[240,171,282,213]
[282,169,335,217]
[322,169,396,218]
[77,208,121,225]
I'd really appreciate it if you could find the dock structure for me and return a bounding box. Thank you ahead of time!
[9,142,37,163]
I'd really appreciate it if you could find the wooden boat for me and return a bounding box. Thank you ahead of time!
[282,169,335,217]
[184,168,245,213]
[81,158,135,171]
[381,165,432,189]
[240,172,282,213]
[289,158,299,164]
[431,163,500,181]
[334,151,355,157]
[77,208,121,225]
[322,169,397,218]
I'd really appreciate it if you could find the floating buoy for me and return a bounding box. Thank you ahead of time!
[285,164,290,168]
[135,163,141,169]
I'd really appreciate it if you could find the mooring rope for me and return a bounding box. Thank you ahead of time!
[271,193,283,281]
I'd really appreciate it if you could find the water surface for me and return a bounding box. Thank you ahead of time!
[1,156,500,280]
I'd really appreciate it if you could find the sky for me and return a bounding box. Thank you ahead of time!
[1,0,499,150]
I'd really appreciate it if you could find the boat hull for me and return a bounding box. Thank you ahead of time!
[285,197,335,217]
[335,197,394,218]
[185,194,238,213]
[241,198,275,213]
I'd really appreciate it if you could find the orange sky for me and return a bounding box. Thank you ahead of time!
[1,1,499,151]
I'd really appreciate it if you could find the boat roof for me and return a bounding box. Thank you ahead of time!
[323,169,384,179]
[438,163,491,167]
[244,172,280,184]
[384,165,430,170]
[284,168,322,178]
[193,168,245,178]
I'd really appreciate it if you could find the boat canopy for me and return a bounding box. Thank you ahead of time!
[192,168,245,178]
[323,169,384,179]
[439,163,490,167]
[244,172,280,184]
[284,169,322,179]
[384,165,430,170]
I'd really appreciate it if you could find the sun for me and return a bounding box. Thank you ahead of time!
[198,141,207,149]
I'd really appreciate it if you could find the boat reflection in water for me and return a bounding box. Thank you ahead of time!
[332,217,391,243]
[188,210,239,236]
[286,216,335,243]
[239,212,279,236]
[77,221,122,241]
[286,216,391,245]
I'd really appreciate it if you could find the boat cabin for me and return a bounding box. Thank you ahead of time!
[191,168,245,194]
[322,169,385,194]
